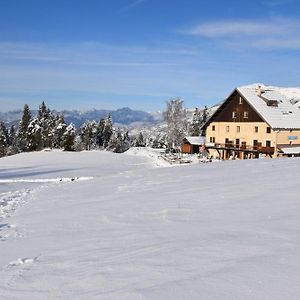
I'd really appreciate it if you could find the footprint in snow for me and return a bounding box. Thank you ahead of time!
[8,257,38,268]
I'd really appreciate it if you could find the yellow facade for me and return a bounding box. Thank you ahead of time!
[206,121,300,157]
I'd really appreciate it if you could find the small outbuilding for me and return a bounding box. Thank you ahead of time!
[182,136,206,154]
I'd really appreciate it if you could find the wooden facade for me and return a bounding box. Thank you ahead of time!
[181,137,205,154]
[207,90,265,123]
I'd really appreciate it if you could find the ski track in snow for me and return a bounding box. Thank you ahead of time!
[0,176,94,242]
[0,176,94,183]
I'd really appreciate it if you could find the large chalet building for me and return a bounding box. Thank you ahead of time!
[202,85,300,159]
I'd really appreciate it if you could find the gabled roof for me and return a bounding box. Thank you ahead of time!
[184,136,205,145]
[237,86,300,129]
[203,85,300,130]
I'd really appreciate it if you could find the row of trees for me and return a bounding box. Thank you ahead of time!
[0,99,208,158]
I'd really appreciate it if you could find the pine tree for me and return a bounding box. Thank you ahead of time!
[17,104,32,151]
[62,123,76,151]
[189,107,202,136]
[201,106,208,136]
[53,115,67,148]
[135,132,146,147]
[202,106,208,125]
[6,125,18,156]
[96,118,106,148]
[80,121,97,150]
[0,122,8,157]
[103,114,113,148]
[27,118,43,151]
[37,101,55,148]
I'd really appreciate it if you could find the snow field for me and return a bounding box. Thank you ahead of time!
[0,150,300,299]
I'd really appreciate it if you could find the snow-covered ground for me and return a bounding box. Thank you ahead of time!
[1,150,300,299]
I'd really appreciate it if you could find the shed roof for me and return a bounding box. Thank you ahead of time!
[184,136,205,145]
[280,147,300,154]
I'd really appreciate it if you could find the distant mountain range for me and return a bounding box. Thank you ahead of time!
[0,107,163,128]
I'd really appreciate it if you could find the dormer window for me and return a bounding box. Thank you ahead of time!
[232,112,237,119]
[239,97,243,104]
[243,111,249,118]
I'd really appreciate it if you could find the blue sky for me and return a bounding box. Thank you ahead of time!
[1,0,300,112]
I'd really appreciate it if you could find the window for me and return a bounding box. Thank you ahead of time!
[243,111,249,118]
[254,126,259,133]
[210,137,215,143]
[237,126,240,133]
[212,125,215,131]
[239,97,243,104]
[266,140,271,147]
[232,112,237,119]
[226,126,230,132]
[253,140,258,147]
[266,127,271,133]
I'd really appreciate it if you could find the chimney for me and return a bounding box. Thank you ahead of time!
[255,85,263,96]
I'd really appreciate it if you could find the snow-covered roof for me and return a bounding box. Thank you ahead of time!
[184,136,205,145]
[237,86,300,129]
[280,147,300,154]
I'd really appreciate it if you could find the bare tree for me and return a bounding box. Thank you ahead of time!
[163,97,188,149]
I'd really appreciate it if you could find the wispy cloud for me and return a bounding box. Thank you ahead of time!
[263,0,293,7]
[118,0,147,13]
[182,18,300,50]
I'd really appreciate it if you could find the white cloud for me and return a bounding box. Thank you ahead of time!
[118,0,147,13]
[182,18,300,50]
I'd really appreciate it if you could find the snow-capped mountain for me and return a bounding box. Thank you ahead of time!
[0,107,158,128]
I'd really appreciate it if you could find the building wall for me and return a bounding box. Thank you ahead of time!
[206,121,276,146]
[277,130,300,146]
[206,122,300,156]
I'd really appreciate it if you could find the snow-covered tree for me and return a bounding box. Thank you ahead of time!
[96,118,106,148]
[202,106,208,125]
[6,125,18,156]
[80,121,97,150]
[17,104,32,151]
[27,118,43,151]
[163,98,188,149]
[53,115,67,148]
[62,123,76,151]
[201,106,209,136]
[37,101,55,148]
[0,121,8,157]
[103,114,113,148]
[135,132,146,147]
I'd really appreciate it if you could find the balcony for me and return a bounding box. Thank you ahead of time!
[207,142,275,154]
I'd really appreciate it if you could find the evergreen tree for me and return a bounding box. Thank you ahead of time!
[80,121,97,150]
[62,123,76,151]
[37,101,55,148]
[27,118,43,151]
[6,125,18,156]
[96,118,106,148]
[0,121,8,157]
[103,113,113,148]
[53,115,67,148]
[202,106,208,125]
[18,104,32,151]
[189,107,202,136]
[135,132,146,147]
[201,106,209,136]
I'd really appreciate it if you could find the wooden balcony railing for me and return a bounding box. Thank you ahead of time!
[208,142,275,154]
